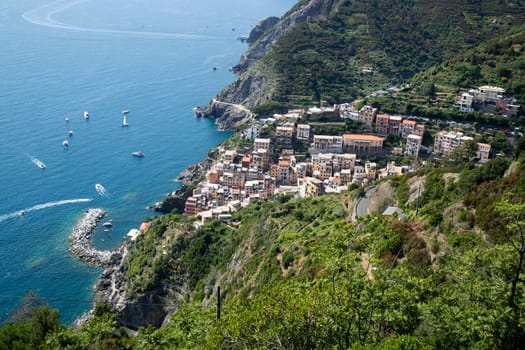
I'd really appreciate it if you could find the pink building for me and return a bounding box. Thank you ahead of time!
[375,113,389,135]
[388,116,402,136]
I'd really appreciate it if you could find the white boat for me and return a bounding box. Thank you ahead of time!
[65,116,70,122]
[63,140,69,148]
[31,156,46,169]
[68,130,74,136]
[102,220,113,227]
[84,111,89,119]
[95,183,109,197]
[132,151,144,157]
[122,114,128,127]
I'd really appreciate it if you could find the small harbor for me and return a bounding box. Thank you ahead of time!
[69,208,120,267]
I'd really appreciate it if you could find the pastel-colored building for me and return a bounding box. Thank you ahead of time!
[433,131,473,155]
[476,142,491,163]
[414,124,425,137]
[375,113,389,135]
[401,119,416,138]
[358,105,377,127]
[223,150,236,164]
[275,125,294,144]
[311,135,343,153]
[298,177,324,198]
[254,138,271,153]
[388,115,402,136]
[296,124,311,142]
[312,153,334,180]
[343,134,385,154]
[405,134,422,157]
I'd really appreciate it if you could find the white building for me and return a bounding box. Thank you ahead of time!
[296,124,311,142]
[405,134,422,157]
[476,143,491,163]
[455,92,474,112]
[433,131,473,155]
[311,135,343,153]
[244,125,261,140]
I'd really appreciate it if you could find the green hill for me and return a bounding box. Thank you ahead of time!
[226,0,525,115]
[4,138,525,349]
[3,1,525,348]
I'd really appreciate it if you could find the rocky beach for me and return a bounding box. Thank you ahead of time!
[69,209,121,267]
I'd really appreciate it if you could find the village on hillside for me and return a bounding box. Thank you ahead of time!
[185,85,521,223]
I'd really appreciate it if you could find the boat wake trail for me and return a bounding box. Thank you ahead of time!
[21,0,213,40]
[0,198,93,223]
[95,184,109,197]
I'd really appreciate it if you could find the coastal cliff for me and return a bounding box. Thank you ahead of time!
[152,156,215,214]
[80,0,340,330]
[195,0,338,129]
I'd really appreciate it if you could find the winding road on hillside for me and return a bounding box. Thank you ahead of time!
[354,186,377,219]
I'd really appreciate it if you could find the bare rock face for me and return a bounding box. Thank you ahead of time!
[194,99,254,131]
[232,0,338,74]
[153,157,215,213]
[198,0,338,129]
[246,16,280,44]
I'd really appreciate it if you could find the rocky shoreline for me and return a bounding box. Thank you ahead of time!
[151,156,216,214]
[73,1,331,329]
[69,208,122,267]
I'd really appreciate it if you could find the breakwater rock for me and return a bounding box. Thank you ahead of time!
[69,209,121,267]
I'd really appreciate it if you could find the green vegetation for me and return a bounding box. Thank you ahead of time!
[252,0,525,126]
[2,136,525,348]
[4,0,525,346]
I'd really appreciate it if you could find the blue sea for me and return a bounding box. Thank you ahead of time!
[0,0,295,324]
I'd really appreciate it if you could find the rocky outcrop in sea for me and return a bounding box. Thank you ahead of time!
[69,208,121,267]
[152,156,216,214]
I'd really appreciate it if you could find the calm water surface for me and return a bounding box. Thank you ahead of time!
[0,0,295,323]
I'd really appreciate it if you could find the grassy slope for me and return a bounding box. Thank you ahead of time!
[113,145,525,348]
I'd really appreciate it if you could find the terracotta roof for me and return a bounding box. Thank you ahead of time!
[343,134,385,141]
[402,120,416,125]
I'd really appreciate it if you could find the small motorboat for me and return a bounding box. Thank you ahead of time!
[102,220,113,227]
[68,130,74,136]
[31,156,46,169]
[19,210,25,216]
[65,116,70,122]
[63,140,69,148]
[84,111,89,119]
[132,151,144,157]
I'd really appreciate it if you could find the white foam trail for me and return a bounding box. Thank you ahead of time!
[0,198,93,223]
[30,156,46,169]
[22,0,213,40]
[95,183,109,197]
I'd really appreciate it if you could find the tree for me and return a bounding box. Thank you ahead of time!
[494,200,525,348]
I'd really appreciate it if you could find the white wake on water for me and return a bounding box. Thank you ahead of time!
[0,198,93,223]
[95,183,109,197]
[21,0,213,40]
